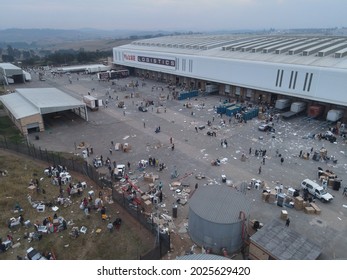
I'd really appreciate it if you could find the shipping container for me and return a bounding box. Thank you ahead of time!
[307,105,325,118]
[83,95,102,111]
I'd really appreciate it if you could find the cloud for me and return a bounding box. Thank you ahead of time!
[1,0,346,31]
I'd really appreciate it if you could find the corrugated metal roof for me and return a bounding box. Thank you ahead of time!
[56,64,110,72]
[250,219,322,260]
[0,88,85,118]
[176,254,230,260]
[0,62,23,76]
[189,185,251,224]
[0,92,39,119]
[16,88,85,114]
[0,63,22,70]
[122,35,347,69]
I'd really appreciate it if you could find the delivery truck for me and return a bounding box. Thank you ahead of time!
[83,95,102,111]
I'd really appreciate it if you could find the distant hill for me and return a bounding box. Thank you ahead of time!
[1,27,345,52]
[0,28,176,46]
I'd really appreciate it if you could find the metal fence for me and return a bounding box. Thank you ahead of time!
[0,138,170,260]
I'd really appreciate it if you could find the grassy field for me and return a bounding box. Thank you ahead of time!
[0,113,154,260]
[0,115,25,144]
[0,150,154,260]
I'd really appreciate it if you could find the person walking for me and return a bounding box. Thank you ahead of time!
[281,157,284,165]
[285,218,290,227]
[171,143,175,151]
[262,157,266,165]
[258,166,262,174]
[342,186,347,196]
[143,121,146,128]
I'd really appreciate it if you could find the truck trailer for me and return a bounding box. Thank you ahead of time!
[275,99,291,110]
[83,95,102,111]
[281,102,306,119]
[326,109,343,122]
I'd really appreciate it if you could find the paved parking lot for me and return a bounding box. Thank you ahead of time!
[22,70,347,259]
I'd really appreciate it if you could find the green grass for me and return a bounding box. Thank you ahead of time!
[0,116,25,144]
[0,151,154,260]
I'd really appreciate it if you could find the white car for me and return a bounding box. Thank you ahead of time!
[301,179,333,202]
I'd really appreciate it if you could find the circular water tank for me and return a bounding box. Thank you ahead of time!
[188,186,251,254]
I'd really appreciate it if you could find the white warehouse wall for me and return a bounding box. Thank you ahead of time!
[113,47,347,106]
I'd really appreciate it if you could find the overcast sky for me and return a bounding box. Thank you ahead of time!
[1,0,347,31]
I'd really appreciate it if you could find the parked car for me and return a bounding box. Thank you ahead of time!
[26,247,47,260]
[138,106,148,112]
[258,123,275,132]
[301,179,333,202]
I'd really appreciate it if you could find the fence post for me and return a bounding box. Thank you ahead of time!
[85,161,90,177]
[45,149,50,163]
[26,140,30,156]
[39,147,43,160]
[32,144,37,159]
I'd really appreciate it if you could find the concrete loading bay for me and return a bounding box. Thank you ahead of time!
[23,69,347,259]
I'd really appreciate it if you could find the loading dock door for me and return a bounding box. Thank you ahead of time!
[26,122,40,133]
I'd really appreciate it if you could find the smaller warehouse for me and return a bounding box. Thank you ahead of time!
[0,63,25,85]
[249,219,322,260]
[55,64,111,74]
[0,88,88,135]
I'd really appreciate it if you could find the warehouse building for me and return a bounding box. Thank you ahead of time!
[113,34,347,121]
[0,88,88,135]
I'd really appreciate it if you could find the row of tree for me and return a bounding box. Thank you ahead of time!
[1,45,111,67]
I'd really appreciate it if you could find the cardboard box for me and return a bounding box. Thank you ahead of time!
[310,203,321,214]
[143,200,152,212]
[268,194,276,203]
[294,196,304,203]
[144,175,155,183]
[304,206,315,214]
[280,210,288,220]
[294,196,304,210]
[294,203,303,210]
[262,192,269,201]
